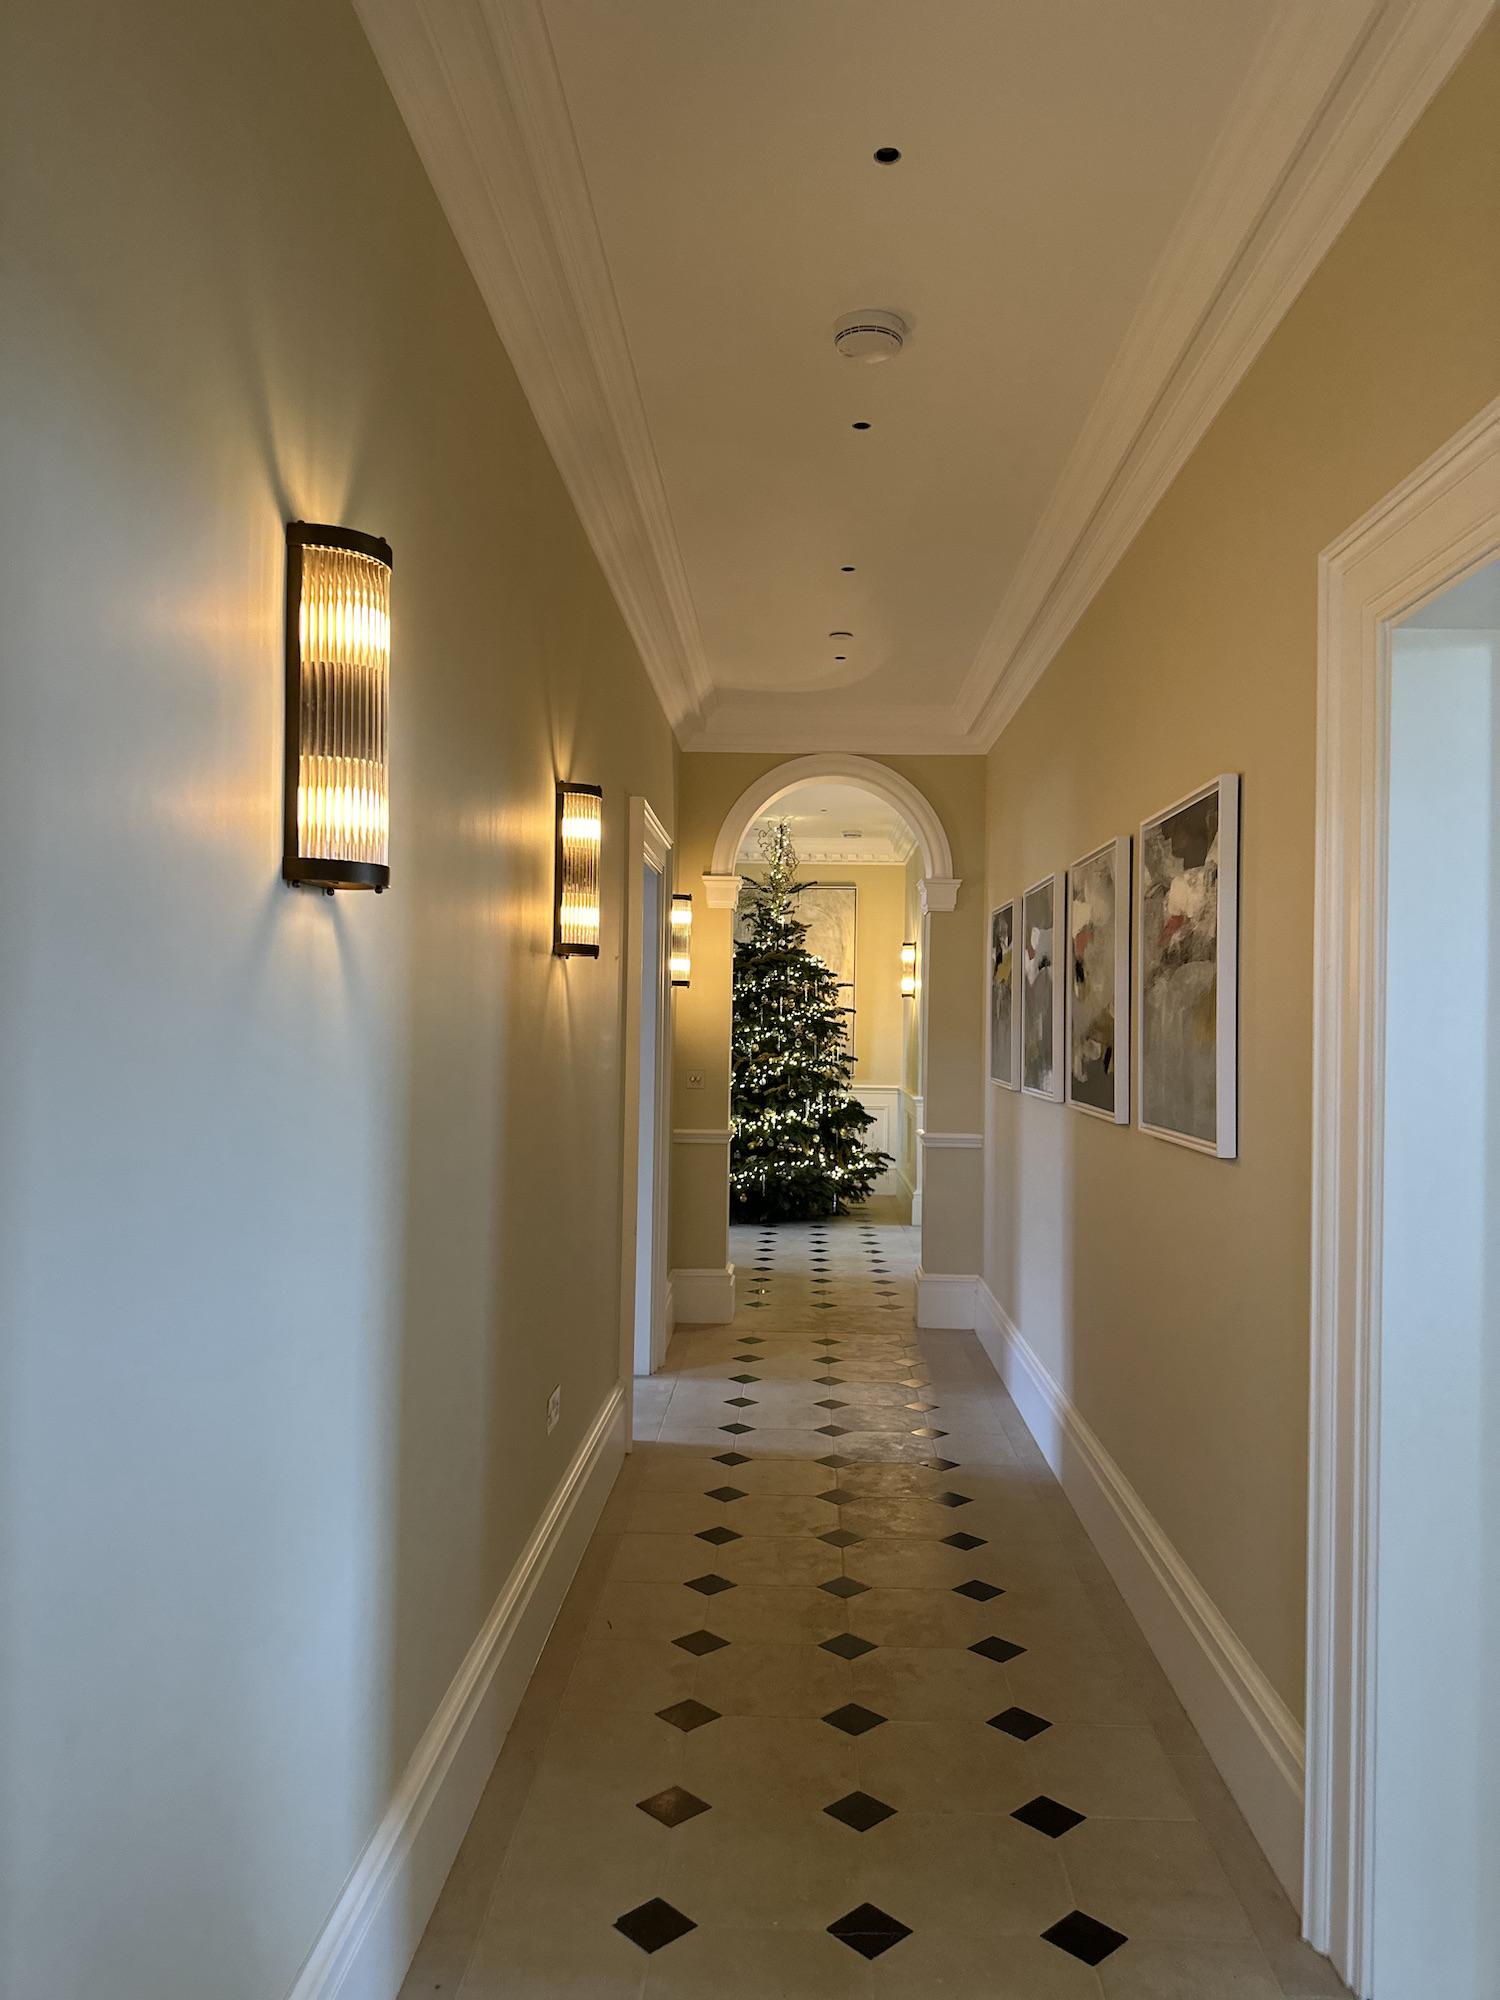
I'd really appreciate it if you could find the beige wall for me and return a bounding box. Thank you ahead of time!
[984,16,1500,1719]
[673,753,986,1276]
[737,861,910,1084]
[0,2,673,1993]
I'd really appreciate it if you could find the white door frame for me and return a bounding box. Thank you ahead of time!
[620,797,674,1417]
[1306,396,1500,1994]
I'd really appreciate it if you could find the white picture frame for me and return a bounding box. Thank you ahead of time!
[1137,774,1239,1157]
[988,900,1019,1089]
[1020,873,1064,1102]
[1066,836,1131,1124]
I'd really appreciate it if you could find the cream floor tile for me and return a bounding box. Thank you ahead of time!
[561,1635,697,1715]
[852,1718,1031,1815]
[1097,1937,1284,1998]
[641,1924,875,1998]
[868,1929,1104,1998]
[855,1809,1074,1934]
[1023,1724,1196,1821]
[408,1217,1340,2000]
[1059,1819,1256,1942]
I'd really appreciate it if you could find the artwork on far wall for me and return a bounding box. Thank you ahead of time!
[1138,775,1239,1158]
[989,901,1018,1088]
[1021,874,1063,1101]
[1067,837,1130,1123]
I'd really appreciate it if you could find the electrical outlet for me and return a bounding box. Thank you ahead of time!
[547,1384,561,1434]
[686,1071,705,1089]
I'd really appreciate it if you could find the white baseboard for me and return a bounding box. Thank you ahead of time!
[668,1264,736,1325]
[974,1283,1305,1905]
[285,1384,627,2000]
[915,1267,978,1330]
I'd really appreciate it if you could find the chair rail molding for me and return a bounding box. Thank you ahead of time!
[1305,396,1500,1996]
[918,1130,984,1149]
[671,1128,733,1144]
[284,1383,627,2000]
[354,0,1490,756]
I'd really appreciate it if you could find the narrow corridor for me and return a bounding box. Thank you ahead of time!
[401,1217,1346,1999]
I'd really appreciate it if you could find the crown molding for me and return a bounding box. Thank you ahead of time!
[351,0,713,732]
[958,0,1494,750]
[355,0,1490,759]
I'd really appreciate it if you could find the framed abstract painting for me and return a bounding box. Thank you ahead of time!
[989,900,1019,1088]
[1067,837,1130,1123]
[1021,874,1063,1102]
[1138,775,1239,1157]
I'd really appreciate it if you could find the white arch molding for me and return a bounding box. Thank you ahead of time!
[703,755,960,911]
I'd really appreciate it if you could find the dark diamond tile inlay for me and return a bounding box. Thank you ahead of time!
[819,1575,869,1599]
[823,1703,886,1737]
[954,1579,1004,1602]
[815,1425,850,1437]
[1041,1911,1128,1966]
[819,1528,863,1548]
[614,1898,697,1954]
[672,1630,728,1657]
[824,1790,896,1832]
[989,1705,1052,1740]
[686,1573,735,1596]
[936,1491,974,1508]
[730,1373,759,1384]
[697,1525,740,1547]
[657,1698,721,1731]
[827,1903,912,1960]
[815,1375,846,1386]
[719,1422,754,1435]
[815,1399,848,1410]
[713,1453,750,1467]
[820,1631,877,1660]
[971,1635,1027,1664]
[706,1486,746,1502]
[1012,1794,1086,1839]
[636,1785,711,1828]
[819,1489,856,1506]
[942,1531,987,1551]
[724,1396,757,1408]
[817,1454,853,1469]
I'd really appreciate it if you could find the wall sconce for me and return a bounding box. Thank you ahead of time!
[554,782,603,956]
[283,522,392,893]
[670,893,693,987]
[901,941,917,998]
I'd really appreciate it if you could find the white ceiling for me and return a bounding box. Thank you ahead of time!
[736,782,917,868]
[356,0,1490,751]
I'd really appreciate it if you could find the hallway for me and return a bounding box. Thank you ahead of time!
[400,1218,1345,2000]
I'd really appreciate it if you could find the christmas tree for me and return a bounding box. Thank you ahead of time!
[730,820,891,1222]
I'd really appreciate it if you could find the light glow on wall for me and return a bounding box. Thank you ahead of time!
[901,940,917,998]
[670,893,692,987]
[283,522,392,892]
[554,782,603,955]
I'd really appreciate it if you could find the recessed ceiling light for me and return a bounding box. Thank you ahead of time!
[829,630,852,638]
[852,421,871,430]
[874,147,901,164]
[835,655,846,660]
[841,565,855,572]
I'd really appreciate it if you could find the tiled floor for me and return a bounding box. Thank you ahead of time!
[400,1212,1351,1999]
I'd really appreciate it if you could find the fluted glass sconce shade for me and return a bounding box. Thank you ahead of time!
[554,783,603,956]
[900,940,917,998]
[669,893,692,987]
[283,522,392,892]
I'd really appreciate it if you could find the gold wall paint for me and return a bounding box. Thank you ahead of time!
[984,16,1500,1718]
[0,1,673,1991]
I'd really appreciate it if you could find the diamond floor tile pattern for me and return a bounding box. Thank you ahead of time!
[400,1215,1334,1999]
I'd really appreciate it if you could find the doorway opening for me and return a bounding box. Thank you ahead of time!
[1306,398,1500,2000]
[621,798,673,1394]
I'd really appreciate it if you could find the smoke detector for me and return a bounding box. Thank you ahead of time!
[834,309,907,363]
